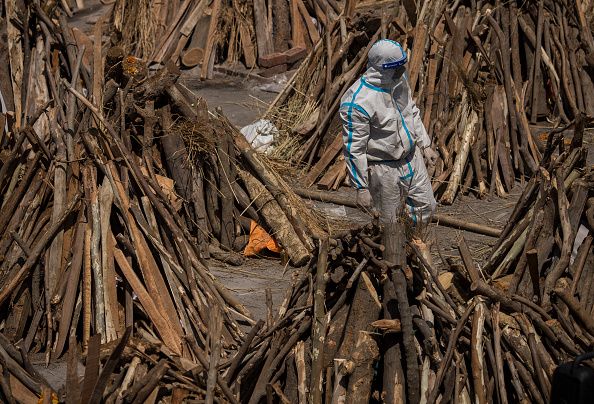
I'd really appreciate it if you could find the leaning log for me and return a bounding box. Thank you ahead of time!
[238,169,310,266]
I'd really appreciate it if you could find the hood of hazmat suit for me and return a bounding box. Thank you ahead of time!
[339,39,432,190]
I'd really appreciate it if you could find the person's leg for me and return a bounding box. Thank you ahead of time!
[369,162,402,223]
[398,149,437,224]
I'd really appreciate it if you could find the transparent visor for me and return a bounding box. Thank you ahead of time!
[381,57,407,69]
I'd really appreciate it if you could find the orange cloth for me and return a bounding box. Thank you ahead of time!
[243,221,281,256]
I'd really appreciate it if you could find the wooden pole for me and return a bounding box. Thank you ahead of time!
[310,237,328,404]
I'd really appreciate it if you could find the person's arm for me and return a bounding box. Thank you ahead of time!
[410,101,438,171]
[411,103,432,149]
[339,106,370,189]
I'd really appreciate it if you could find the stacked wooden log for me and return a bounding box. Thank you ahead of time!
[267,0,594,204]
[0,334,58,403]
[226,139,593,403]
[109,0,363,77]
[0,2,323,401]
[484,114,594,321]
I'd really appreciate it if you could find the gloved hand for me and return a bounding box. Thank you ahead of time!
[356,188,373,209]
[423,147,439,170]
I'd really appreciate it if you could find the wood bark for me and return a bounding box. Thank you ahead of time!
[239,169,310,266]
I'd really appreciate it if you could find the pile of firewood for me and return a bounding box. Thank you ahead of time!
[107,0,366,77]
[2,1,593,402]
[267,0,594,203]
[222,139,593,402]
[0,334,58,403]
[483,115,594,329]
[0,1,328,401]
[62,325,240,403]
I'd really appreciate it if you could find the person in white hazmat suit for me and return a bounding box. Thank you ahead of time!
[339,39,438,224]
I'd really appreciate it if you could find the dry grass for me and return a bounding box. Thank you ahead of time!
[113,0,158,59]
[173,119,216,164]
[264,50,325,163]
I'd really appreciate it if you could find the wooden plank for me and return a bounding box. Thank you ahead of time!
[92,14,104,113]
[408,24,427,92]
[423,21,445,129]
[106,161,183,350]
[200,0,222,79]
[239,22,257,68]
[152,0,193,63]
[80,333,101,404]
[0,16,15,125]
[54,220,85,358]
[273,0,291,52]
[303,132,343,187]
[253,0,274,58]
[83,217,92,350]
[47,124,67,300]
[82,165,106,342]
[113,246,182,355]
[5,0,23,128]
[99,178,119,342]
[296,0,320,45]
[171,0,210,63]
[317,159,345,190]
[205,308,223,404]
[290,0,306,48]
[66,336,81,403]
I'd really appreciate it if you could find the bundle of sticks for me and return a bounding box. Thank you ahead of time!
[267,0,594,203]
[1,0,254,368]
[108,0,356,77]
[60,323,239,403]
[484,115,594,326]
[225,141,593,403]
[218,219,389,403]
[0,334,58,403]
[0,2,324,400]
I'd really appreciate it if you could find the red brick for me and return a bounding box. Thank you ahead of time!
[284,46,307,64]
[258,52,287,68]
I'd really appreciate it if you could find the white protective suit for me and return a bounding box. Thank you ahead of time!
[339,39,437,224]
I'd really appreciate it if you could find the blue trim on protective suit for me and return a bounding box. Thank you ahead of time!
[396,104,414,150]
[399,161,415,180]
[361,77,390,93]
[378,39,400,46]
[345,80,366,189]
[340,102,370,119]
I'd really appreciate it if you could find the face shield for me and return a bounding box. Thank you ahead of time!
[382,62,407,81]
[367,40,408,85]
